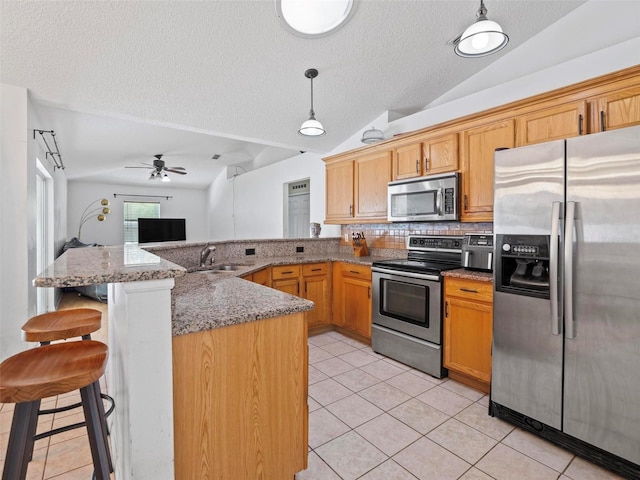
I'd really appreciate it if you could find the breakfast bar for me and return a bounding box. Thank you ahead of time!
[34,244,314,480]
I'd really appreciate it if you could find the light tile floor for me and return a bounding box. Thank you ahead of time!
[0,297,627,479]
[296,330,626,480]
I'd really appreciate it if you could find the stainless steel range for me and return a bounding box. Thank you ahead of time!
[371,235,462,378]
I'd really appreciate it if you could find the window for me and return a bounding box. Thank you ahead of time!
[123,202,160,244]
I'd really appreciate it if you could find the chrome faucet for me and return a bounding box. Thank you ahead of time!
[199,244,216,267]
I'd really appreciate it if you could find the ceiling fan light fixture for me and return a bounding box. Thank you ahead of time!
[298,68,326,137]
[361,126,385,144]
[161,173,171,182]
[454,0,508,58]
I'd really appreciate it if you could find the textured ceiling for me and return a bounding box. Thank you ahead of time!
[1,0,590,187]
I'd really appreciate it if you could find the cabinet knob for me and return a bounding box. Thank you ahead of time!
[600,110,606,132]
[578,114,583,135]
[445,301,448,317]
[425,156,429,171]
[415,159,419,173]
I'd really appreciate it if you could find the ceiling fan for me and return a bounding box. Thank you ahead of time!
[125,154,187,182]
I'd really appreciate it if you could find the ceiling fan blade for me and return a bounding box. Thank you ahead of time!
[125,166,154,169]
[164,168,187,175]
[165,166,186,170]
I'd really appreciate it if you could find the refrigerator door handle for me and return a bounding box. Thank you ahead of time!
[565,201,576,339]
[550,201,562,336]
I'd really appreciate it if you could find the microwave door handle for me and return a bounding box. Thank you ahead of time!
[436,188,443,216]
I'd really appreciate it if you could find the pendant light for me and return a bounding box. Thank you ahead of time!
[454,0,508,58]
[361,126,385,144]
[298,68,326,137]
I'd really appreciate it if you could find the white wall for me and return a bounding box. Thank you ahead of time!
[207,153,341,240]
[1,84,68,361]
[67,181,209,245]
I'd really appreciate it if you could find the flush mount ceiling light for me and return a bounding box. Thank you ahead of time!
[361,126,385,144]
[453,0,509,58]
[298,68,326,137]
[276,0,355,38]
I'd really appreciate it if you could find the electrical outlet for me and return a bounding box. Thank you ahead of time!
[296,246,304,253]
[245,248,255,255]
[344,233,349,242]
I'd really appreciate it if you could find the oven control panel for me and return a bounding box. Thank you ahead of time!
[407,235,462,252]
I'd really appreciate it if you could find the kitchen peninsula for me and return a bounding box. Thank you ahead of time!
[33,243,316,480]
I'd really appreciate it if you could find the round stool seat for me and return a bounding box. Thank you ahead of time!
[0,340,108,404]
[21,308,102,343]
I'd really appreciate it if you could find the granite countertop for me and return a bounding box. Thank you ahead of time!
[33,245,186,288]
[443,268,494,282]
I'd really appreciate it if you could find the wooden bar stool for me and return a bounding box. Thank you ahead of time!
[20,309,115,445]
[0,341,112,480]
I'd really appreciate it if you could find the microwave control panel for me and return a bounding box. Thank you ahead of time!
[444,188,455,214]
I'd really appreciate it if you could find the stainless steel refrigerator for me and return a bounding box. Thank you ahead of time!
[491,125,640,478]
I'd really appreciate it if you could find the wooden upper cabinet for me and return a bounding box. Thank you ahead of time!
[516,100,587,146]
[461,119,515,222]
[325,159,354,222]
[392,133,458,180]
[354,150,392,219]
[597,86,640,132]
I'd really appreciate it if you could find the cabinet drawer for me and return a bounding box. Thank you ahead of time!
[339,263,371,281]
[302,263,328,277]
[272,265,301,280]
[445,278,493,303]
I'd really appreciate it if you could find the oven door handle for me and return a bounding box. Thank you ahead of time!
[372,267,440,282]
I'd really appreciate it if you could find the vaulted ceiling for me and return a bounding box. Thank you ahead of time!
[4,0,625,188]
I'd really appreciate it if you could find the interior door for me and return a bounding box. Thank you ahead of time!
[563,126,640,464]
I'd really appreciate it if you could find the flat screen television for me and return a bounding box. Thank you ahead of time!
[137,218,186,243]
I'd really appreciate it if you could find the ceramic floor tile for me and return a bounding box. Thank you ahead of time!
[308,378,354,406]
[308,408,351,449]
[393,437,471,480]
[440,380,485,401]
[49,411,88,445]
[381,357,412,371]
[477,394,490,407]
[385,371,437,397]
[336,336,370,350]
[360,359,406,381]
[332,368,381,393]
[309,346,334,364]
[426,418,497,464]
[388,398,450,435]
[407,369,447,385]
[326,394,383,429]
[359,347,386,359]
[315,430,387,480]
[338,349,379,368]
[355,413,422,456]
[295,451,341,480]
[459,467,495,480]
[308,365,330,385]
[359,382,412,411]
[308,396,322,412]
[416,385,474,417]
[563,456,627,480]
[502,427,574,473]
[454,403,515,441]
[43,435,93,479]
[314,357,356,377]
[309,333,341,347]
[475,443,559,480]
[359,459,419,479]
[320,341,357,356]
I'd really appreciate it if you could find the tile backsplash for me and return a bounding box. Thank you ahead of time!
[341,222,493,249]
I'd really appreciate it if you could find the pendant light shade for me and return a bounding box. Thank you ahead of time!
[454,0,508,58]
[361,126,385,144]
[298,68,326,137]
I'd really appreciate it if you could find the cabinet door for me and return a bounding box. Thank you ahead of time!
[325,160,354,222]
[251,267,271,287]
[393,142,423,180]
[597,87,640,132]
[461,119,515,222]
[342,276,372,339]
[304,275,329,328]
[354,150,392,219]
[272,277,300,296]
[516,100,587,146]
[444,297,493,383]
[424,132,458,174]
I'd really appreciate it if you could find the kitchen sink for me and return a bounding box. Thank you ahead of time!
[213,265,241,271]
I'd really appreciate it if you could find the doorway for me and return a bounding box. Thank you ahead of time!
[285,179,310,238]
[36,160,54,314]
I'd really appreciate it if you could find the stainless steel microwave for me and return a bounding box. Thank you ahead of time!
[387,172,459,222]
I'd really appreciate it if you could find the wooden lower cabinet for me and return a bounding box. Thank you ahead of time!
[172,312,308,479]
[241,267,271,287]
[443,277,493,393]
[332,262,372,340]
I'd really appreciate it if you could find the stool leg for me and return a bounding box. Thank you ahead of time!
[80,385,111,480]
[91,381,114,473]
[2,401,39,480]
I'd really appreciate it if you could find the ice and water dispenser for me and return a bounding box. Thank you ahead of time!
[495,234,550,299]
